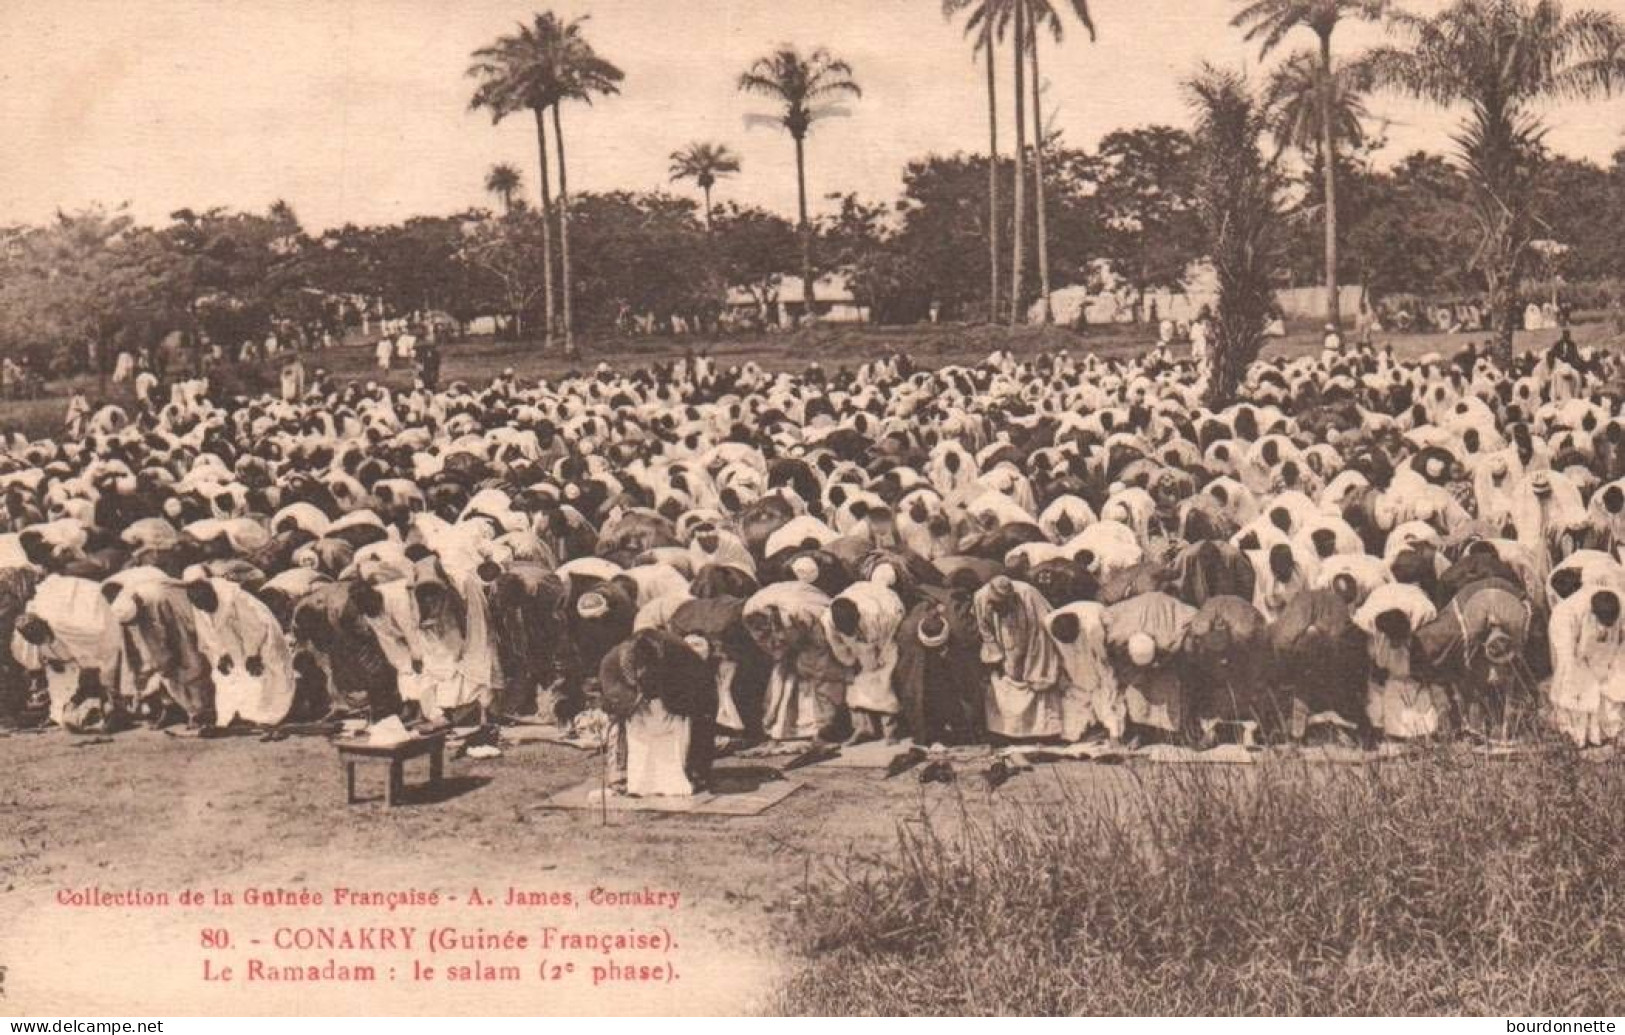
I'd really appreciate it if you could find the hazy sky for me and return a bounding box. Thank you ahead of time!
[3,0,1624,231]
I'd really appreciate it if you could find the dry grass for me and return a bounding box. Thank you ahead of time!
[774,749,1625,1016]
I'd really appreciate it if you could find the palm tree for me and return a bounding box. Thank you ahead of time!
[468,15,565,349]
[484,162,524,215]
[943,0,1004,323]
[1232,0,1386,330]
[1009,0,1027,324]
[739,46,863,323]
[1364,0,1625,359]
[1263,49,1370,158]
[1024,0,1096,324]
[669,142,743,230]
[547,15,624,358]
[1186,65,1288,405]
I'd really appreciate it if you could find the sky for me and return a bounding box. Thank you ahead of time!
[2,0,1624,232]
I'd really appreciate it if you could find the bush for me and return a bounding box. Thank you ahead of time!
[775,751,1625,1016]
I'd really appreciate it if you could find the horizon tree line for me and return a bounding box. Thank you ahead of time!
[462,0,1624,371]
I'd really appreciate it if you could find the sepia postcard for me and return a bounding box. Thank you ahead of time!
[3,0,1625,1021]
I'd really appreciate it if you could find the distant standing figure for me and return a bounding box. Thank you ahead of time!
[134,368,159,409]
[280,355,307,402]
[1356,301,1377,347]
[1525,302,1544,332]
[1188,313,1210,370]
[63,391,90,439]
[112,350,136,384]
[1321,323,1343,358]
[375,337,393,372]
[418,341,441,391]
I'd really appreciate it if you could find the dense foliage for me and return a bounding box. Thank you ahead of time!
[4,133,1624,372]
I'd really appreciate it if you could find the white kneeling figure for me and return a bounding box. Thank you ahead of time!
[625,697,694,797]
[1354,583,1443,739]
[1547,585,1625,747]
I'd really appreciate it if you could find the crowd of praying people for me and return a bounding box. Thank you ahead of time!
[1,329,1623,796]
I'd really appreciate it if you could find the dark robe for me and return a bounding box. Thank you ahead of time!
[1026,556,1097,608]
[124,580,215,721]
[1414,576,1534,733]
[669,595,771,739]
[488,562,576,718]
[0,567,39,725]
[1268,587,1368,734]
[599,630,718,786]
[1172,540,1257,609]
[894,585,987,745]
[689,563,759,601]
[291,581,401,719]
[1183,595,1278,735]
[568,578,637,709]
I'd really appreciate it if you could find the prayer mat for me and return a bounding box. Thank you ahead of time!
[536,768,802,816]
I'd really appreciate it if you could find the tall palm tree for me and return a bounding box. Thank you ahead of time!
[484,162,524,215]
[468,14,565,349]
[1232,0,1386,330]
[1009,0,1027,324]
[738,46,863,323]
[1364,0,1625,359]
[943,0,1004,323]
[547,15,624,358]
[668,142,743,230]
[1024,0,1096,324]
[1263,50,1370,158]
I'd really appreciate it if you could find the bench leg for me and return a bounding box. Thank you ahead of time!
[344,762,357,804]
[429,746,443,786]
[386,760,403,806]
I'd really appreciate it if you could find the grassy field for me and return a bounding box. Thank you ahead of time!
[4,316,1621,439]
[775,748,1625,1016]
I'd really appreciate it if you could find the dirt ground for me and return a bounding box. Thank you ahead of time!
[0,725,1104,1016]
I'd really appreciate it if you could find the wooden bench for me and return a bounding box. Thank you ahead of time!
[337,732,448,806]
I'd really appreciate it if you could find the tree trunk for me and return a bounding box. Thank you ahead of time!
[795,132,815,321]
[1203,323,1260,409]
[553,104,577,359]
[703,185,713,232]
[1009,0,1027,326]
[1486,241,1521,364]
[532,109,556,349]
[985,21,1001,324]
[1030,23,1053,324]
[1319,31,1341,330]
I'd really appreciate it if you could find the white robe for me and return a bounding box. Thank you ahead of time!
[1049,602,1124,741]
[625,698,694,797]
[1354,585,1442,739]
[822,581,904,715]
[12,575,123,724]
[192,579,294,726]
[1547,590,1625,747]
[974,581,1063,739]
